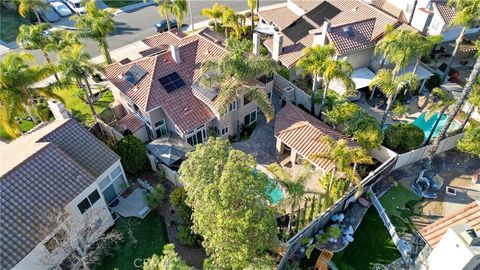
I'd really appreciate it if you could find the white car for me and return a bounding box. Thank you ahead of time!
[50,1,72,16]
[64,0,86,14]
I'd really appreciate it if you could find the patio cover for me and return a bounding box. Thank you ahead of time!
[147,134,194,166]
[329,67,376,94]
[398,64,434,80]
[255,23,277,35]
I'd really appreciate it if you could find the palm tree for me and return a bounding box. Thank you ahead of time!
[424,87,455,145]
[222,8,244,38]
[441,0,480,82]
[412,34,443,74]
[296,45,336,114]
[370,69,420,126]
[57,44,98,117]
[427,43,480,164]
[459,78,480,131]
[278,173,309,234]
[310,137,373,197]
[0,52,61,136]
[73,1,115,64]
[247,0,256,34]
[168,0,188,30]
[200,3,227,30]
[18,0,47,23]
[200,38,276,140]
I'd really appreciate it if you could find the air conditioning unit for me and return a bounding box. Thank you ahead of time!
[460,229,480,246]
[283,86,295,102]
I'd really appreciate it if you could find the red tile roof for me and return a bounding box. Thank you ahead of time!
[419,201,480,248]
[328,18,376,54]
[432,2,456,25]
[258,6,300,30]
[275,103,358,171]
[104,29,227,133]
[118,113,144,133]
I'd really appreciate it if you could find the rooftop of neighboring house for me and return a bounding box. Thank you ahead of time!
[274,103,359,171]
[419,200,480,248]
[259,0,416,68]
[104,28,229,134]
[431,1,457,25]
[0,119,119,269]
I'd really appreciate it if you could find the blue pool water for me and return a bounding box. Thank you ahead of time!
[412,113,461,141]
[268,184,286,205]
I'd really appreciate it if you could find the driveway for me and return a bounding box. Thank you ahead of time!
[232,94,282,166]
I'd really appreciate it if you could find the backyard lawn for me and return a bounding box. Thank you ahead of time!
[95,214,169,270]
[0,119,35,141]
[0,8,29,42]
[103,0,142,8]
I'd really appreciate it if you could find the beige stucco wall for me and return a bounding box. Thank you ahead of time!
[339,47,375,70]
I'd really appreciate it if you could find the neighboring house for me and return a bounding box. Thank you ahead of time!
[256,0,432,95]
[104,28,273,145]
[0,119,128,270]
[274,103,359,172]
[414,201,480,270]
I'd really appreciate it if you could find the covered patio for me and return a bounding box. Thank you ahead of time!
[329,67,376,101]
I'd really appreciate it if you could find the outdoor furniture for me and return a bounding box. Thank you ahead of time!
[313,250,333,270]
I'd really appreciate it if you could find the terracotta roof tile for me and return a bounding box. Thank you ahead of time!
[275,103,358,171]
[432,2,456,25]
[118,113,144,133]
[328,18,376,54]
[258,6,300,30]
[419,201,480,248]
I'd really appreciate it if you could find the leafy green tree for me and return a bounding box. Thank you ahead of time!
[247,0,256,34]
[200,3,227,30]
[201,38,276,140]
[424,87,455,145]
[73,1,115,64]
[143,244,193,270]
[17,0,46,22]
[57,44,98,117]
[153,0,187,32]
[384,123,424,152]
[370,69,419,126]
[0,52,60,136]
[441,0,480,82]
[457,127,480,156]
[460,77,480,131]
[427,41,480,164]
[145,185,166,209]
[179,138,277,269]
[114,135,147,175]
[412,34,443,74]
[221,8,244,38]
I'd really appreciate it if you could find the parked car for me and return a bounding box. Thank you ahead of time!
[36,6,60,22]
[64,0,86,14]
[154,19,178,32]
[50,1,72,16]
[412,169,444,199]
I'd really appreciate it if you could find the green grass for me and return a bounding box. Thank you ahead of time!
[0,117,35,141]
[332,208,401,270]
[95,214,169,270]
[56,87,114,127]
[103,0,142,8]
[0,8,29,42]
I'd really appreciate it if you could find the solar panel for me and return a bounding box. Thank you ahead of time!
[305,2,341,27]
[124,64,147,85]
[158,72,186,93]
[283,18,315,43]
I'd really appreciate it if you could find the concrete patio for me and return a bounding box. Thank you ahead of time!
[111,188,151,219]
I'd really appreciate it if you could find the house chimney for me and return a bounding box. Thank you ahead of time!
[170,45,181,64]
[253,32,261,56]
[48,99,70,120]
[319,20,331,46]
[272,33,283,62]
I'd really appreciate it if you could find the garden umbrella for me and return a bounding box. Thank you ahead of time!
[147,134,194,166]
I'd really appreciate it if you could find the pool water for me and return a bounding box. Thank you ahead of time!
[412,113,461,141]
[268,184,286,205]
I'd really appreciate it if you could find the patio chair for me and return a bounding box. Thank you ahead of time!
[309,249,333,270]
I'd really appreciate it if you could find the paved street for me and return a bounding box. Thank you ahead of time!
[5,0,282,62]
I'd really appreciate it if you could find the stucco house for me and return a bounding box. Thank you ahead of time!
[0,119,128,270]
[104,28,273,145]
[255,0,434,96]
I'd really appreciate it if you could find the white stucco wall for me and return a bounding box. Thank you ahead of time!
[340,47,375,69]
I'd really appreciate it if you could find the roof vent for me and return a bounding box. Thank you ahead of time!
[460,229,480,246]
[343,26,354,37]
[352,6,358,11]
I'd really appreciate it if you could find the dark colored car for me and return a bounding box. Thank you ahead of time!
[412,169,444,199]
[37,6,60,22]
[154,19,178,32]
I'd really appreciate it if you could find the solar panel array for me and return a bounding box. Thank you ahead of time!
[158,72,186,93]
[305,1,341,27]
[124,64,147,85]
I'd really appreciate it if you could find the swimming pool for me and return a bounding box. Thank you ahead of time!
[268,184,286,205]
[412,113,461,141]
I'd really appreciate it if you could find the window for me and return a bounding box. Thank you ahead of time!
[60,251,80,270]
[44,229,67,252]
[244,111,257,126]
[99,166,128,205]
[186,125,207,146]
[244,94,251,106]
[155,119,168,138]
[267,91,272,100]
[221,126,229,135]
[145,121,154,140]
[158,72,186,93]
[258,73,274,83]
[77,190,101,214]
[227,100,237,113]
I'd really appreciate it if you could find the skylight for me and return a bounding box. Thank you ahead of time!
[158,72,186,93]
[124,64,147,85]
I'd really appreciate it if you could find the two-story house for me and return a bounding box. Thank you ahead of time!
[104,28,273,145]
[0,119,128,269]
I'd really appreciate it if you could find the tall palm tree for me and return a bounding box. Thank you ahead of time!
[200,38,276,140]
[0,52,61,136]
[424,87,455,145]
[200,3,227,30]
[370,69,420,126]
[318,59,355,117]
[310,137,373,197]
[247,0,256,34]
[169,0,188,30]
[441,0,480,82]
[222,8,244,38]
[412,34,443,74]
[17,0,46,23]
[277,173,309,234]
[296,45,336,114]
[459,77,480,131]
[427,42,480,164]
[57,44,97,117]
[73,1,115,64]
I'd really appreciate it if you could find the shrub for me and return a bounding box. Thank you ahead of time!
[384,123,424,152]
[277,66,290,81]
[392,102,409,118]
[114,135,147,175]
[457,127,480,156]
[169,187,187,208]
[260,44,269,56]
[425,72,442,90]
[145,185,165,209]
[325,102,360,125]
[326,225,342,239]
[177,225,198,246]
